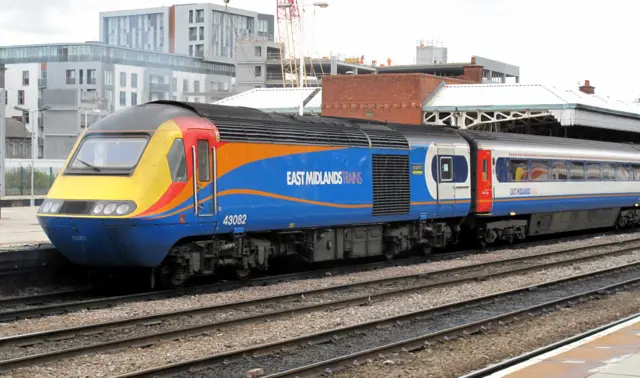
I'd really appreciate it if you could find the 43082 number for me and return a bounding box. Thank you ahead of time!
[222,214,247,226]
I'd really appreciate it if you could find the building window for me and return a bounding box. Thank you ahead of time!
[196,9,204,23]
[195,44,204,58]
[172,77,178,91]
[199,26,205,41]
[24,112,30,124]
[22,70,29,86]
[131,92,138,106]
[120,72,126,87]
[255,46,262,57]
[131,73,138,89]
[104,70,113,86]
[189,27,197,41]
[183,79,188,92]
[17,90,24,105]
[79,69,84,85]
[254,66,262,77]
[120,91,126,106]
[194,80,200,93]
[66,69,76,85]
[189,45,193,56]
[87,69,96,85]
[189,10,193,23]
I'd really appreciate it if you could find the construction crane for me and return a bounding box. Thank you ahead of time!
[276,0,302,88]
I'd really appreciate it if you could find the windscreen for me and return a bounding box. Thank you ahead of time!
[69,136,148,171]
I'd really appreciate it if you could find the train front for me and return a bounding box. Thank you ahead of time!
[36,102,200,268]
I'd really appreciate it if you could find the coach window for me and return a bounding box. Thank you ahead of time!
[570,162,585,180]
[197,140,210,182]
[602,163,616,181]
[531,160,549,181]
[439,157,453,181]
[586,162,601,181]
[509,159,529,182]
[633,165,640,181]
[617,164,631,181]
[166,138,187,182]
[551,161,567,181]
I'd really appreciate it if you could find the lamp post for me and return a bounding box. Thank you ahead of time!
[278,1,329,116]
[0,89,5,201]
[13,105,51,207]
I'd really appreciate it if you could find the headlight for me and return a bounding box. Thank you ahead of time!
[39,199,64,214]
[103,203,117,215]
[90,200,137,216]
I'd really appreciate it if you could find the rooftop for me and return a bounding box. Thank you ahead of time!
[423,83,640,133]
[214,87,323,114]
[4,118,31,138]
[0,42,234,76]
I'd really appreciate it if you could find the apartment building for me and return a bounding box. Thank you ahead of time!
[99,3,274,63]
[0,42,235,159]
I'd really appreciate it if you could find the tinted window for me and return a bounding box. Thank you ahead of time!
[570,162,585,180]
[509,159,528,182]
[70,136,147,170]
[586,163,600,180]
[551,161,567,181]
[197,140,210,182]
[617,164,630,181]
[633,165,640,181]
[166,138,187,182]
[439,157,453,181]
[531,160,549,182]
[602,163,615,181]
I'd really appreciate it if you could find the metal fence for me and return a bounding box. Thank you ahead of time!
[3,165,60,196]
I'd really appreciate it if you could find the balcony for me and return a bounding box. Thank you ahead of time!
[38,78,47,88]
[149,82,171,92]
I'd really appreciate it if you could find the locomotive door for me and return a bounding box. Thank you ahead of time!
[435,146,456,217]
[191,134,217,221]
[476,149,494,213]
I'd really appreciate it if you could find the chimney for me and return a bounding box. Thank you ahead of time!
[579,80,595,95]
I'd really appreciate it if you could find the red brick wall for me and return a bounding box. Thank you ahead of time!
[321,74,473,125]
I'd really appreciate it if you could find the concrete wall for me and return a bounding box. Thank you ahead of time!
[322,74,473,125]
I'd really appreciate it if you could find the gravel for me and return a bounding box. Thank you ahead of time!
[2,246,639,362]
[164,266,640,378]
[334,289,640,378]
[1,231,639,339]
[5,252,640,377]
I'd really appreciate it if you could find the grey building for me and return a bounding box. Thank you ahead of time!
[99,3,274,63]
[4,118,31,159]
[0,42,235,159]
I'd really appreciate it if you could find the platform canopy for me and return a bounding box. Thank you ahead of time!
[214,87,322,115]
[423,83,640,133]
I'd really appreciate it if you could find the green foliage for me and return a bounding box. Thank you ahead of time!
[4,167,58,196]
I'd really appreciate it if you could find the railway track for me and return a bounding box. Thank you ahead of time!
[0,231,637,322]
[112,261,640,378]
[0,237,638,373]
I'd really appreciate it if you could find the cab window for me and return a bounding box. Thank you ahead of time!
[197,140,210,182]
[166,139,187,182]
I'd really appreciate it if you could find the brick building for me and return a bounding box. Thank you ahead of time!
[321,72,478,124]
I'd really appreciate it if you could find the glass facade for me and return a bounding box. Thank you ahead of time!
[0,43,235,76]
[212,11,254,58]
[103,14,165,52]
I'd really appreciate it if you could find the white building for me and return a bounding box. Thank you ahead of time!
[99,3,274,63]
[0,42,235,159]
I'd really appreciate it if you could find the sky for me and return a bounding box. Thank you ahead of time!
[1,0,638,101]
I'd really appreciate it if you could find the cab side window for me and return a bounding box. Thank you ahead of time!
[197,140,210,182]
[439,157,453,181]
[167,139,187,182]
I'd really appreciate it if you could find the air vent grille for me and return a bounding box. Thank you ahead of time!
[372,154,410,216]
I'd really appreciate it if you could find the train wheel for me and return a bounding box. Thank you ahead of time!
[157,264,188,289]
[235,268,253,280]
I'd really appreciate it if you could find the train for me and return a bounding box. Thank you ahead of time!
[36,100,640,288]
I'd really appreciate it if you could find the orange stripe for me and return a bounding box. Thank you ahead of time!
[492,193,640,203]
[218,189,372,209]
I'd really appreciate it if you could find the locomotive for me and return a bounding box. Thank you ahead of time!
[36,101,640,287]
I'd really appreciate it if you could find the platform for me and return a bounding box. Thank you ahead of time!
[489,314,640,378]
[0,206,51,250]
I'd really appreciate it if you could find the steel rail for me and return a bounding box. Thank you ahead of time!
[0,242,638,372]
[0,228,632,321]
[113,262,640,378]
